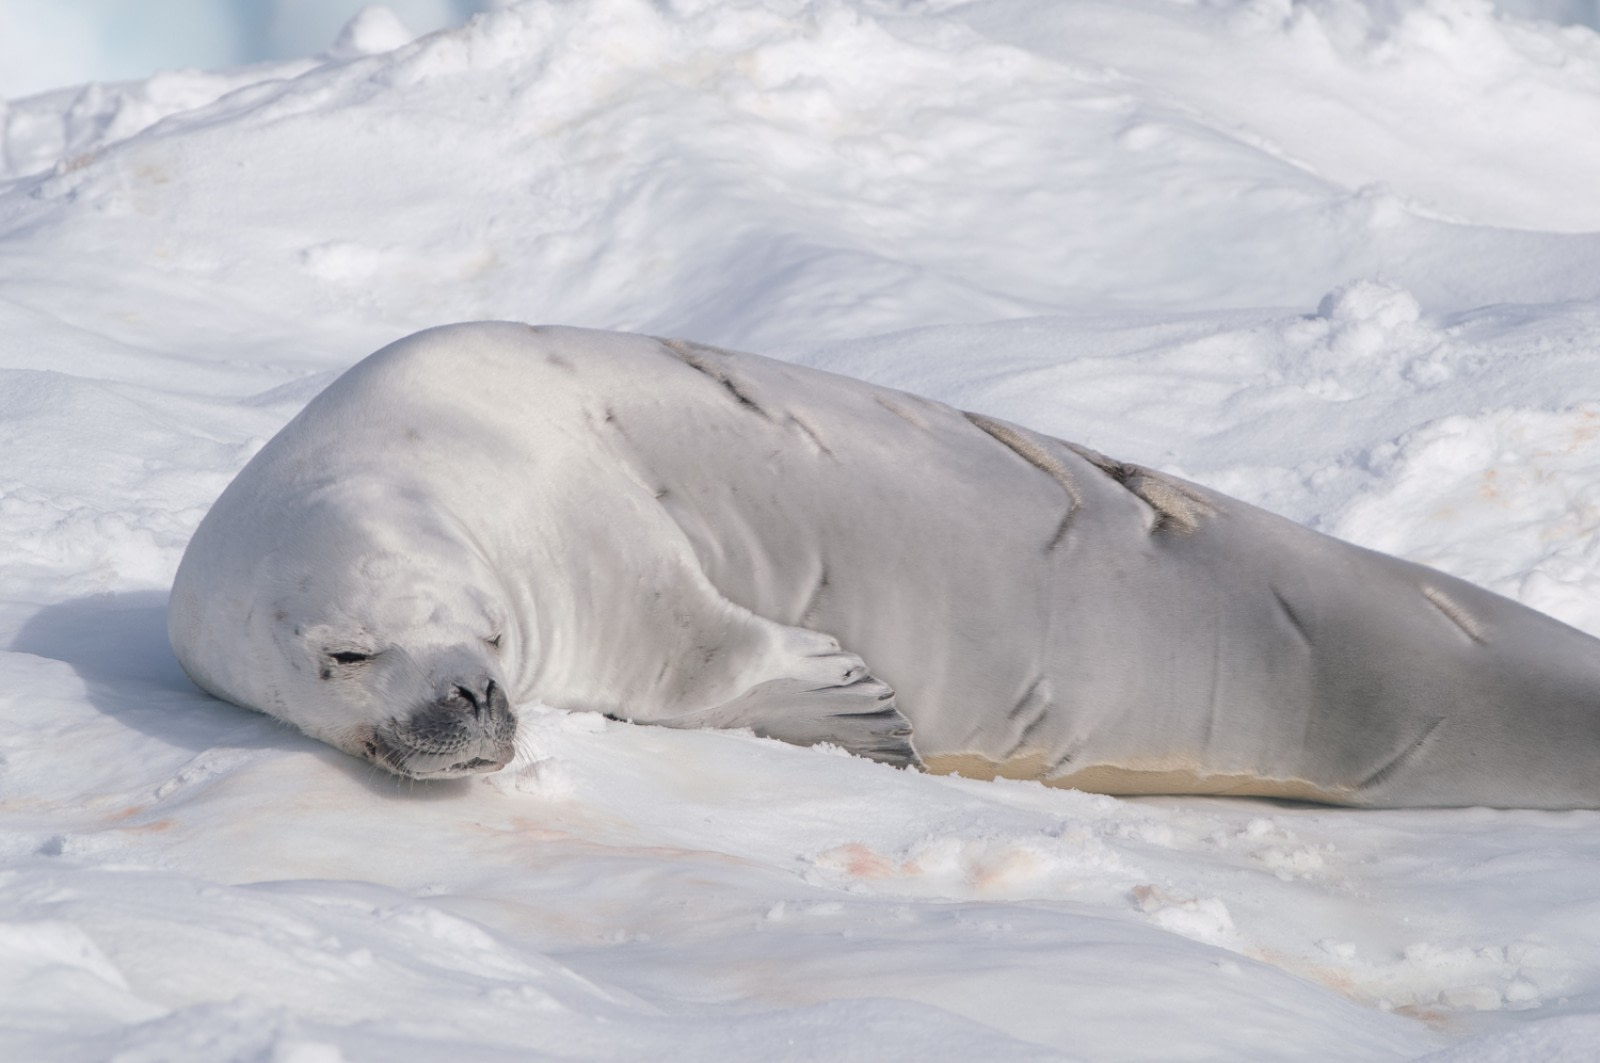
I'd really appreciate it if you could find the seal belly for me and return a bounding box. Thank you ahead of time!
[922,753,1353,804]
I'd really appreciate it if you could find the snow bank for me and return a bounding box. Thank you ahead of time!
[0,1,494,99]
[5,1,1600,1058]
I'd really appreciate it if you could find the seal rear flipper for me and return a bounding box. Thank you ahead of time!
[661,654,920,769]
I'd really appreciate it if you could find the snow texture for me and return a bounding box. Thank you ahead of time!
[4,0,1600,1059]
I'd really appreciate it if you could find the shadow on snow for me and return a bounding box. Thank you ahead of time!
[8,590,473,798]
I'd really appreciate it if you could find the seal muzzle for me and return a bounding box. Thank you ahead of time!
[372,677,516,778]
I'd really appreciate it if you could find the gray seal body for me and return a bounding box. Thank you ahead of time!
[170,323,1600,807]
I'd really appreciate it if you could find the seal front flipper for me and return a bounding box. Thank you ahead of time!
[658,630,920,769]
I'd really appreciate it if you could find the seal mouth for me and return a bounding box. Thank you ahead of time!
[367,732,516,779]
[366,676,517,779]
[450,756,503,773]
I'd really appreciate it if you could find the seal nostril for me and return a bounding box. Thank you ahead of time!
[454,684,483,715]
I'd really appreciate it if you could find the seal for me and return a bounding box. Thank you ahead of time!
[169,323,1600,807]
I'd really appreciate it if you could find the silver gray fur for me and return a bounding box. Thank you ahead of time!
[171,323,1600,807]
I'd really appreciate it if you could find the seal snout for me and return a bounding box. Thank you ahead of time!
[372,673,518,779]
[448,677,502,718]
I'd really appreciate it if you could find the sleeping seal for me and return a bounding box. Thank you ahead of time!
[169,323,1600,808]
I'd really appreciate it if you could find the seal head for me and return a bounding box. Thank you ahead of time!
[319,642,517,779]
[170,471,522,780]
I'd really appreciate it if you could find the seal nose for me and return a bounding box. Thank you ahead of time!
[449,678,506,718]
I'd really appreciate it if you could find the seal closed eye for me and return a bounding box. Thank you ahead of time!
[327,650,374,665]
[168,322,1600,808]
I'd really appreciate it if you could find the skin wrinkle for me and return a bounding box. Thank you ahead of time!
[786,411,835,457]
[963,412,1081,550]
[1202,620,1222,761]
[1047,745,1078,775]
[661,338,771,418]
[1006,702,1051,761]
[1001,677,1052,760]
[1271,587,1314,650]
[1359,716,1446,793]
[1006,676,1045,720]
[800,563,829,630]
[663,336,836,457]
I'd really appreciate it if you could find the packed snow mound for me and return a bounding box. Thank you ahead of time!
[5,1,1600,1059]
[4,0,1600,357]
[0,1,490,98]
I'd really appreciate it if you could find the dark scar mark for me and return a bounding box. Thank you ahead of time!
[660,338,770,419]
[1359,716,1444,792]
[1271,588,1313,649]
[660,336,835,456]
[1004,677,1052,759]
[1061,441,1216,534]
[787,412,834,457]
[1009,708,1050,760]
[800,565,830,627]
[964,412,1080,550]
[1007,676,1047,720]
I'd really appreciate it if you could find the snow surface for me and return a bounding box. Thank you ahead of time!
[0,0,498,98]
[5,0,1600,1059]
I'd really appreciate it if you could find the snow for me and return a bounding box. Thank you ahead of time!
[5,0,1600,1058]
[0,1,495,98]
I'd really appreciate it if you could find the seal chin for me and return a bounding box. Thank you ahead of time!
[383,749,512,779]
[367,676,517,779]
